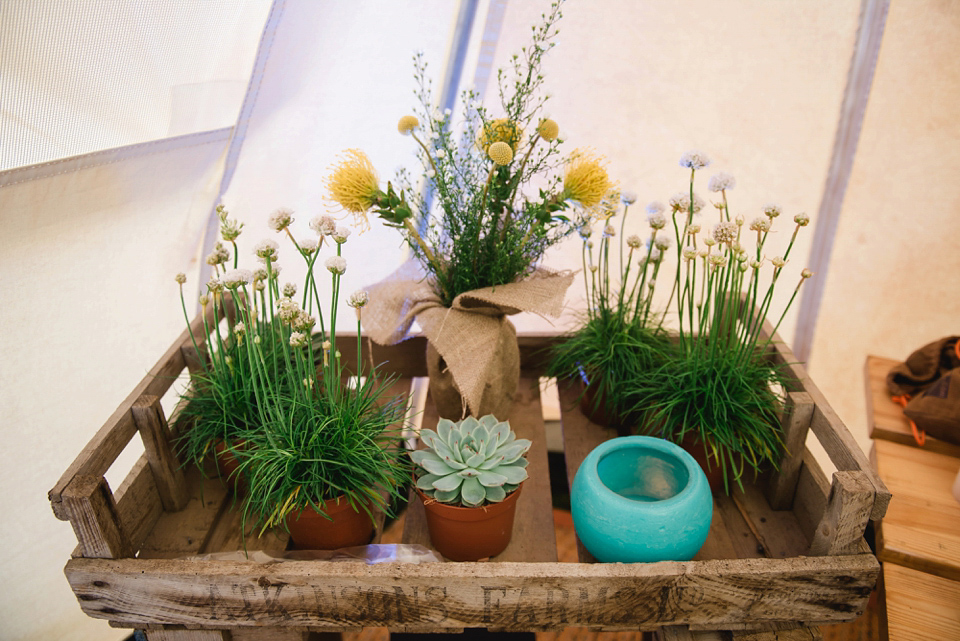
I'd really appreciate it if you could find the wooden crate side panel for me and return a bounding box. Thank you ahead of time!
[113,454,165,554]
[792,450,831,544]
[63,475,134,559]
[65,555,878,631]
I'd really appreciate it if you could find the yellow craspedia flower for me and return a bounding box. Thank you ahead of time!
[563,149,611,208]
[476,118,522,152]
[326,149,380,215]
[537,118,559,141]
[487,141,514,166]
[397,115,419,135]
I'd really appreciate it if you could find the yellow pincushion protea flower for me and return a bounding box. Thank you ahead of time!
[537,118,559,141]
[563,149,611,208]
[326,149,381,227]
[487,141,514,166]
[476,118,522,152]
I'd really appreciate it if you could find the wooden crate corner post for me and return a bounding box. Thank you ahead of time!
[132,395,189,512]
[809,470,874,556]
[62,474,134,559]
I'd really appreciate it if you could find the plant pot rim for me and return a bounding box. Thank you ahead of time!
[579,435,707,511]
[413,479,524,515]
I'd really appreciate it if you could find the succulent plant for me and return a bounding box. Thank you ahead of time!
[413,415,531,507]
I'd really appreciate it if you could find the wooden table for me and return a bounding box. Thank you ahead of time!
[864,355,960,640]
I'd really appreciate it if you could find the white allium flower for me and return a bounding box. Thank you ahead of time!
[735,215,744,226]
[586,240,594,249]
[654,236,673,251]
[679,150,711,170]
[207,278,223,293]
[740,264,749,273]
[198,294,209,307]
[801,268,813,278]
[603,225,616,238]
[708,172,736,192]
[206,242,231,266]
[332,227,351,244]
[647,211,667,229]
[626,235,642,249]
[687,223,702,235]
[254,280,265,292]
[646,201,665,215]
[749,217,771,232]
[772,256,787,268]
[233,322,246,336]
[295,311,316,332]
[709,254,728,267]
[749,259,763,269]
[763,204,782,218]
[325,256,347,275]
[269,208,294,232]
[277,297,301,322]
[348,290,369,308]
[254,335,261,344]
[712,221,739,244]
[253,267,268,282]
[698,248,710,258]
[222,269,253,288]
[299,238,319,255]
[589,265,598,273]
[310,215,337,236]
[269,265,281,279]
[289,331,308,348]
[175,273,186,285]
[322,340,332,351]
[254,239,279,262]
[683,248,698,261]
[283,282,297,298]
[444,108,452,117]
[668,192,704,213]
[703,238,717,247]
[220,218,243,242]
[579,225,592,240]
[621,191,638,205]
[794,213,810,226]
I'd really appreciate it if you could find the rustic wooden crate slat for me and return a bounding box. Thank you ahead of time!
[808,470,875,556]
[766,391,815,510]
[63,474,134,559]
[133,394,190,512]
[54,323,880,635]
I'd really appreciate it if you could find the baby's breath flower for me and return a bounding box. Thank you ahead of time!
[683,248,698,261]
[621,191,638,205]
[310,215,337,236]
[283,283,297,298]
[712,221,738,245]
[794,212,810,226]
[333,227,351,244]
[679,150,711,170]
[254,239,279,262]
[435,148,447,159]
[277,297,300,322]
[537,118,559,141]
[289,332,308,348]
[397,115,419,135]
[647,211,667,229]
[268,208,294,232]
[707,172,736,192]
[325,256,347,275]
[326,149,380,218]
[772,256,787,268]
[801,268,813,278]
[563,149,611,208]
[294,311,316,332]
[687,223,702,235]
[221,269,252,288]
[488,141,514,166]
[348,290,369,308]
[749,217,771,232]
[299,238,319,255]
[603,225,616,238]
[175,273,186,285]
[198,294,209,307]
[654,236,673,251]
[426,169,436,178]
[763,204,782,219]
[477,119,522,152]
[626,235,642,249]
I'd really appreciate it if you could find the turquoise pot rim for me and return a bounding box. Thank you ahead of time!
[580,435,706,511]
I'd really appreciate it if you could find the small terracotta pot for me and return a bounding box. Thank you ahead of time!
[214,440,246,491]
[415,483,523,561]
[284,496,375,550]
[579,378,636,437]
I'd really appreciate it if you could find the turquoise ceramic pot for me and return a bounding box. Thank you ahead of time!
[571,436,712,563]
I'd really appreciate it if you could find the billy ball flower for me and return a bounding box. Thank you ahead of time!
[325,256,347,275]
[679,150,711,170]
[708,172,736,192]
[348,290,369,308]
[221,269,252,288]
[488,141,514,166]
[310,215,337,236]
[712,221,739,245]
[289,332,308,349]
[254,239,279,262]
[397,115,419,135]
[268,208,294,232]
[477,118,522,152]
[333,227,351,244]
[563,149,611,208]
[175,273,186,285]
[537,118,559,141]
[794,212,810,226]
[326,149,381,214]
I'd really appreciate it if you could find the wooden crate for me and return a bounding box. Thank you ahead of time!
[50,311,889,639]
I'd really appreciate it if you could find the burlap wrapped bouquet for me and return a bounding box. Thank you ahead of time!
[364,260,573,419]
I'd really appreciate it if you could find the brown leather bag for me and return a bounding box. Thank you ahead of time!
[886,336,960,446]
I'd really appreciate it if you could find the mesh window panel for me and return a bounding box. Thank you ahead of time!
[0,0,270,171]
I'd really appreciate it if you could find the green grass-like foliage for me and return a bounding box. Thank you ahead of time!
[414,415,530,507]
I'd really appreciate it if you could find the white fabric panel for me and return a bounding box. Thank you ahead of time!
[0,0,270,170]
[808,1,960,457]
[219,0,459,328]
[0,134,228,640]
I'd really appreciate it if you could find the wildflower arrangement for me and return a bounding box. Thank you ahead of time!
[633,151,814,492]
[175,206,410,535]
[546,190,674,425]
[325,1,603,306]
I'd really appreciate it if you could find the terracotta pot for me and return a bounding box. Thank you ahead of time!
[284,495,375,550]
[415,483,523,561]
[579,379,636,437]
[214,440,246,491]
[678,434,728,495]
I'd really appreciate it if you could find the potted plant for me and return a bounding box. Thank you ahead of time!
[412,415,531,561]
[323,2,605,420]
[547,190,675,433]
[632,151,814,494]
[176,207,411,549]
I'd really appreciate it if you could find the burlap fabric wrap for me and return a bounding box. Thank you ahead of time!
[363,260,574,419]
